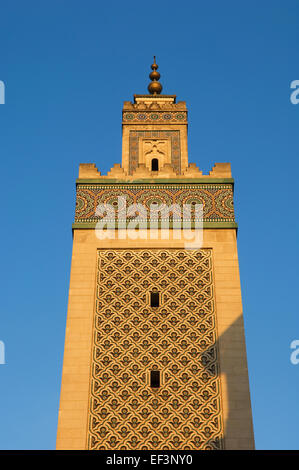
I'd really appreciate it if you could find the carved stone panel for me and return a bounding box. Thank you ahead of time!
[87,248,223,450]
[140,139,171,172]
[129,131,181,175]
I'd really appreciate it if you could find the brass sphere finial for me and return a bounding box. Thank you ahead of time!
[148,56,163,95]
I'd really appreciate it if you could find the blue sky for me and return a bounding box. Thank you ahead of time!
[0,0,298,450]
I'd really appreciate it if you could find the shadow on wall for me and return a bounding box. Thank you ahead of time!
[205,314,255,449]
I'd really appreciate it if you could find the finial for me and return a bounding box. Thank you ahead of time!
[148,56,163,95]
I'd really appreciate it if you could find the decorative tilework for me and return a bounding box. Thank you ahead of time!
[75,184,235,223]
[123,111,187,123]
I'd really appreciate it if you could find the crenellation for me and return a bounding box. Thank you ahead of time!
[106,163,127,178]
[209,162,232,178]
[77,161,233,180]
[183,162,203,177]
[78,163,101,178]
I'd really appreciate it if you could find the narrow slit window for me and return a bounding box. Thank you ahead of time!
[150,291,159,308]
[150,370,160,388]
[151,158,159,171]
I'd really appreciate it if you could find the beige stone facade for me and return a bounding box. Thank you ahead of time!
[56,89,254,450]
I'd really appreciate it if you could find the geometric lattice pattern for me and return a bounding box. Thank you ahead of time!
[75,184,234,224]
[87,249,223,450]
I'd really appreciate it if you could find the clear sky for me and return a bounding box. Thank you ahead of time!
[0,0,298,450]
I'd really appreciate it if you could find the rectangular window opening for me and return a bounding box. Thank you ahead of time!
[150,292,159,308]
[150,370,160,388]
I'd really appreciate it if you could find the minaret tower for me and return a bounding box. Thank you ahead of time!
[57,58,255,450]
